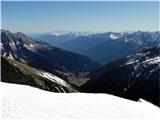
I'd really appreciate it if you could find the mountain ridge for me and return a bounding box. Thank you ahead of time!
[1,29,101,86]
[35,31,160,64]
[82,46,160,106]
[1,56,77,93]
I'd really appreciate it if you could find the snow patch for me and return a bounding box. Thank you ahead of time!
[136,51,150,57]
[8,53,14,60]
[109,34,120,40]
[143,56,160,64]
[2,52,7,57]
[24,44,36,52]
[37,71,68,87]
[9,41,17,52]
[125,59,139,65]
[125,36,128,42]
[51,32,62,36]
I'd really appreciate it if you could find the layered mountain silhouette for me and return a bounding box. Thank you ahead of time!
[36,31,160,64]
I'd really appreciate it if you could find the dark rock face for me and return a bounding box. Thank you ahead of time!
[1,56,77,93]
[82,46,160,106]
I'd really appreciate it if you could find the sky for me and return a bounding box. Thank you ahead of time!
[1,1,159,33]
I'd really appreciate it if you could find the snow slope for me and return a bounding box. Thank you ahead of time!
[2,82,160,119]
[37,70,69,87]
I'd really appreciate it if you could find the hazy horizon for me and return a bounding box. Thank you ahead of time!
[2,1,159,33]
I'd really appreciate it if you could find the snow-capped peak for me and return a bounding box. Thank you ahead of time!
[48,31,102,37]
[109,33,120,40]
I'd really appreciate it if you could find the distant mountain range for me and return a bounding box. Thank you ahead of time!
[33,31,98,47]
[35,31,160,64]
[82,46,160,106]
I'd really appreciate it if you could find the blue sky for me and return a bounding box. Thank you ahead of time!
[1,1,159,33]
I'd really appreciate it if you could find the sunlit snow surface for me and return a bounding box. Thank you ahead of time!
[2,82,160,119]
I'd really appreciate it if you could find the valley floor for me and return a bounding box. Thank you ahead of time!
[1,82,160,119]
